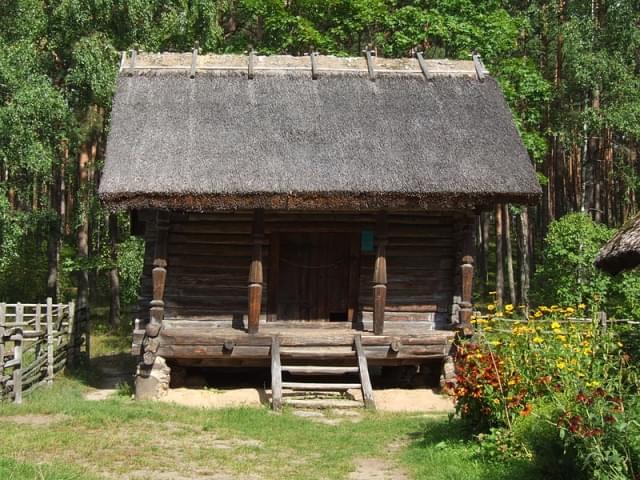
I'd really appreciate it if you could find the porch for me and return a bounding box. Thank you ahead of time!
[133,319,456,367]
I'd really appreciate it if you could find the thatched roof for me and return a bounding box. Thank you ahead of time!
[595,213,640,275]
[99,53,541,210]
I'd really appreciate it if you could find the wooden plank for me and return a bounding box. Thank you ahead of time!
[348,233,360,322]
[34,304,41,331]
[267,232,280,322]
[282,382,361,391]
[46,297,54,385]
[282,366,360,375]
[12,332,22,404]
[354,334,375,410]
[283,398,363,409]
[271,336,282,410]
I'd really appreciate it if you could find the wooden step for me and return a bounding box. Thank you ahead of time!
[282,365,359,375]
[283,398,364,409]
[282,382,361,391]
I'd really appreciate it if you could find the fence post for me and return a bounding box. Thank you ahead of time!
[0,325,5,402]
[12,331,22,404]
[46,297,54,385]
[0,303,5,325]
[35,303,41,331]
[16,303,23,325]
[67,301,76,365]
[599,311,607,333]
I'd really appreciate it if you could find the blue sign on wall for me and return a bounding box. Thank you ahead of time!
[361,230,374,252]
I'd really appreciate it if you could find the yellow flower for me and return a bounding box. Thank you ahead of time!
[551,321,561,330]
[557,335,567,343]
[617,342,624,348]
[487,304,496,311]
[578,303,586,309]
[556,361,566,370]
[565,307,575,314]
[576,372,585,378]
[533,336,544,344]
[583,348,593,355]
[586,381,601,388]
[534,311,543,318]
[493,398,501,405]
[507,378,517,386]
[483,326,493,332]
[505,304,514,312]
[494,312,504,318]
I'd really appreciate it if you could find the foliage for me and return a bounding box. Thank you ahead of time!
[533,213,614,308]
[451,304,640,479]
[116,236,145,305]
[532,213,640,319]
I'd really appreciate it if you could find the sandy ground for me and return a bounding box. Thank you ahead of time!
[159,387,453,413]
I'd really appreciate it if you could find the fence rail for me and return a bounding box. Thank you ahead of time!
[473,310,639,335]
[0,299,88,403]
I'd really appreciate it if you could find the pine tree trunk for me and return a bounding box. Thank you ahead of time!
[503,204,516,306]
[495,204,504,309]
[481,212,490,286]
[76,141,91,314]
[518,208,531,311]
[47,160,61,301]
[108,213,121,328]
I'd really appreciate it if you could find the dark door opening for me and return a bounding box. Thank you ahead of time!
[276,232,356,321]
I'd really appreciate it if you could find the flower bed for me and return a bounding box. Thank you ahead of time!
[450,304,640,479]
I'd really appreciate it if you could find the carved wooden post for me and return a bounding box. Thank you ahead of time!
[373,212,388,335]
[136,211,171,401]
[248,209,264,334]
[144,211,169,365]
[459,220,475,333]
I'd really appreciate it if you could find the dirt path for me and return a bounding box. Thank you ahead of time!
[84,353,134,401]
[160,387,454,413]
[349,458,410,480]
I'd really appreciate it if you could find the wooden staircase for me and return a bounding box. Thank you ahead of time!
[270,334,375,410]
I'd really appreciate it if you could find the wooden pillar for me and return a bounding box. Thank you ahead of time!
[248,209,264,334]
[372,212,388,335]
[459,220,475,333]
[149,212,169,333]
[143,211,169,367]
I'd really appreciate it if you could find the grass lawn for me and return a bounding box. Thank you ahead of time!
[0,378,547,480]
[0,324,546,479]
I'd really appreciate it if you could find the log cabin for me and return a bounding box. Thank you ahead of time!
[99,51,541,407]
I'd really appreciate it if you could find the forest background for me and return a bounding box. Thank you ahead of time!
[1,0,639,325]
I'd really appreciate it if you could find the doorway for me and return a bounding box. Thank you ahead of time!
[275,232,358,321]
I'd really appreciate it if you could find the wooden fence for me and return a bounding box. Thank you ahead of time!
[0,299,88,404]
[473,310,640,335]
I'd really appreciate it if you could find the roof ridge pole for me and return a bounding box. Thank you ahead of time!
[189,42,198,79]
[130,49,137,69]
[119,51,127,72]
[415,51,433,80]
[472,50,486,82]
[309,49,319,80]
[363,47,376,82]
[248,47,255,80]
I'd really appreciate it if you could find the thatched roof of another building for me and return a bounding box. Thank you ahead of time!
[99,53,541,210]
[595,213,640,275]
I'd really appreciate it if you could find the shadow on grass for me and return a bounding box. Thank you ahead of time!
[404,418,546,480]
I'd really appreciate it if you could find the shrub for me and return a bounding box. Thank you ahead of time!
[533,213,613,308]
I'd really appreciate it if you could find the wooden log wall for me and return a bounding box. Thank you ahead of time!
[359,213,456,327]
[136,210,458,328]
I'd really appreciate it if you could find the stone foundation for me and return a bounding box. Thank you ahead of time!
[135,356,171,400]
